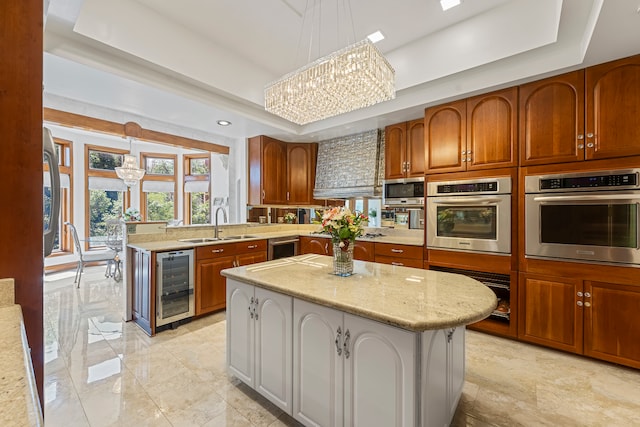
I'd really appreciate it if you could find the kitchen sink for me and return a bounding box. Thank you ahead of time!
[221,235,258,240]
[178,237,220,243]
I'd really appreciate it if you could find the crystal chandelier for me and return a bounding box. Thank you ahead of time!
[264,8,395,125]
[115,138,145,186]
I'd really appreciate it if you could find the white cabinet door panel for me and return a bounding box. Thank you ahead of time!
[293,299,343,427]
[226,281,254,385]
[344,313,416,427]
[255,287,292,414]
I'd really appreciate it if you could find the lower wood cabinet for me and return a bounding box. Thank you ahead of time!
[374,243,423,268]
[196,240,267,315]
[299,237,374,261]
[130,247,154,335]
[226,279,293,413]
[519,272,640,368]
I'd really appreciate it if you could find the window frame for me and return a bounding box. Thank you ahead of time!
[184,154,211,225]
[44,137,74,256]
[140,152,177,221]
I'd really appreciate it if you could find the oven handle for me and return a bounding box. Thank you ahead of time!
[533,194,640,202]
[269,238,300,245]
[432,198,503,204]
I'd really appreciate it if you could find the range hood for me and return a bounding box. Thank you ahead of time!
[313,129,384,199]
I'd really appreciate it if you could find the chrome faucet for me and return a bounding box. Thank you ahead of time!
[214,206,228,239]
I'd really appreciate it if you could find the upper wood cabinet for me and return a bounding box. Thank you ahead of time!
[248,136,318,206]
[519,70,585,165]
[520,54,640,165]
[384,118,425,179]
[425,87,517,174]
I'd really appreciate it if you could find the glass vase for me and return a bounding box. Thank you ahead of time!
[332,241,354,276]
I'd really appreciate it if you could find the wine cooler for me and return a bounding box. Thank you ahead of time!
[156,249,194,327]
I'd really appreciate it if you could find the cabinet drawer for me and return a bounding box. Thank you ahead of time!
[375,256,423,269]
[196,243,235,259]
[234,239,267,255]
[374,243,423,260]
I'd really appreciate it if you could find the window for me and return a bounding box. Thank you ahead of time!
[44,138,73,254]
[344,198,381,226]
[184,155,210,224]
[85,146,129,249]
[141,153,177,221]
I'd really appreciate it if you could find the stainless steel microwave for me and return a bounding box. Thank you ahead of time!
[383,177,425,207]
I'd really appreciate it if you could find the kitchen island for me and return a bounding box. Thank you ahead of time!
[221,254,496,427]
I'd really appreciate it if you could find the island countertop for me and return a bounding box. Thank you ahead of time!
[221,254,497,332]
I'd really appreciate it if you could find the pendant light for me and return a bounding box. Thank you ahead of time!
[115,137,145,186]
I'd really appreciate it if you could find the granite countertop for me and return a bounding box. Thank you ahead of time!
[0,279,43,426]
[221,254,497,332]
[127,229,424,252]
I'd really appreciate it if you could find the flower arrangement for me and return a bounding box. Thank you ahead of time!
[320,207,368,250]
[284,212,296,224]
[123,207,141,221]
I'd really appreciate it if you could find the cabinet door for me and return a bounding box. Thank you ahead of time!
[300,236,331,255]
[425,100,466,173]
[261,137,287,204]
[519,70,585,165]
[132,249,153,335]
[518,273,583,354]
[255,287,293,414]
[466,87,517,170]
[586,55,640,160]
[287,143,314,205]
[196,256,235,315]
[385,123,407,179]
[227,280,255,385]
[584,281,640,368]
[406,118,425,178]
[293,299,343,427]
[353,241,374,262]
[343,313,415,427]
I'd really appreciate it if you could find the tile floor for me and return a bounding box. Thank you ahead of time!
[44,266,640,426]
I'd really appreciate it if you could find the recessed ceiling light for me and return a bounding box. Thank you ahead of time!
[440,0,461,11]
[367,31,385,44]
[217,120,231,126]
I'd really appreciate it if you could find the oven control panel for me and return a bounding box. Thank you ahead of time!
[436,181,498,194]
[427,176,511,196]
[539,173,638,190]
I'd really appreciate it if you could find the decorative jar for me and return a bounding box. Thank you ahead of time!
[332,241,354,276]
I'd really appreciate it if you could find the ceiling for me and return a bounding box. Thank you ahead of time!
[43,0,640,143]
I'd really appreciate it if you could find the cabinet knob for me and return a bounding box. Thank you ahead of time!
[467,150,472,154]
[586,142,594,148]
[466,157,472,162]
[577,301,583,307]
[587,133,594,138]
[462,158,467,162]
[577,134,584,140]
[578,144,584,149]
[461,150,467,155]
[584,302,591,308]
[584,292,591,298]
[577,291,583,297]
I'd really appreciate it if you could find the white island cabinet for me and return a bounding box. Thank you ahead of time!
[223,255,496,427]
[226,280,292,414]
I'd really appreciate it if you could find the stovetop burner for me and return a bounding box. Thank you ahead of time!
[361,232,385,239]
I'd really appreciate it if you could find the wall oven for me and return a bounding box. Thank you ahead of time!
[427,177,512,254]
[156,249,194,327]
[525,169,640,266]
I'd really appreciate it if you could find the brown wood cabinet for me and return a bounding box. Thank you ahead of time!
[130,247,154,336]
[196,240,267,315]
[374,243,423,268]
[384,119,425,179]
[425,87,517,173]
[519,272,640,368]
[520,55,640,166]
[300,235,332,255]
[353,241,375,262]
[248,135,318,206]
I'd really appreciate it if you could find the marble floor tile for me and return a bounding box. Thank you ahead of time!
[44,266,640,426]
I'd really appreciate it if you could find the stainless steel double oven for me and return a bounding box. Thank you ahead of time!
[426,177,512,255]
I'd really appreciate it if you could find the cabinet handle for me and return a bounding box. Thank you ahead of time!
[325,243,328,254]
[287,191,290,201]
[254,298,259,321]
[212,249,224,253]
[446,328,456,343]
[249,297,254,319]
[335,326,343,356]
[247,245,258,249]
[391,248,404,253]
[586,142,594,148]
[391,262,404,266]
[262,190,265,200]
[584,292,591,298]
[577,291,583,297]
[406,161,410,172]
[577,134,584,140]
[577,301,584,307]
[343,329,351,359]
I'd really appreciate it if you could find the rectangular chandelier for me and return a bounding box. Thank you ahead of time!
[265,39,395,125]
